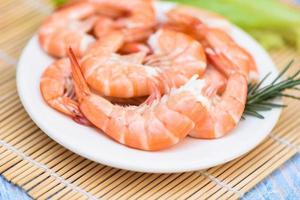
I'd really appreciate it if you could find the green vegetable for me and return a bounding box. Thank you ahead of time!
[52,0,68,6]
[168,0,300,51]
[245,60,300,119]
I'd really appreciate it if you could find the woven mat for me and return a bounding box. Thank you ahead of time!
[1,0,300,199]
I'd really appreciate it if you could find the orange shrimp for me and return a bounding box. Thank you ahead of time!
[165,73,247,139]
[165,10,259,82]
[68,48,195,151]
[40,59,90,125]
[202,64,227,97]
[91,0,156,44]
[167,6,231,31]
[118,42,151,55]
[39,2,97,57]
[93,16,152,54]
[190,74,247,139]
[80,29,206,98]
[93,16,154,43]
[146,28,207,78]
[91,0,156,29]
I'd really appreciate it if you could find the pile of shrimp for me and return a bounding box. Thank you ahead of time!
[39,0,258,151]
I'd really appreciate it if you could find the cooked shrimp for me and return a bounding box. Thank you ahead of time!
[39,2,97,57]
[189,73,247,139]
[167,6,231,31]
[118,42,151,55]
[166,10,259,82]
[91,0,156,43]
[165,73,247,139]
[202,64,226,97]
[68,48,194,151]
[91,0,156,29]
[81,29,206,98]
[40,59,90,125]
[146,28,207,78]
[93,16,154,43]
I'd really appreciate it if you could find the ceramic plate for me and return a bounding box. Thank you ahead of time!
[16,2,281,173]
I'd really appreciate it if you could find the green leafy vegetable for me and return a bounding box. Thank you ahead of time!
[52,0,68,6]
[245,60,300,119]
[169,0,300,51]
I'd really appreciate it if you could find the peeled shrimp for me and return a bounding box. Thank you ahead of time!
[146,28,207,78]
[167,6,231,31]
[202,64,227,97]
[69,48,194,151]
[166,10,259,82]
[39,2,97,57]
[94,16,154,44]
[40,58,90,125]
[91,0,156,30]
[80,29,206,98]
[90,0,155,44]
[188,74,247,139]
[158,72,246,139]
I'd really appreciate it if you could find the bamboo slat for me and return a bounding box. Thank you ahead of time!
[0,0,300,199]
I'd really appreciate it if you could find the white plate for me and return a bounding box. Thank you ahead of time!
[16,2,281,173]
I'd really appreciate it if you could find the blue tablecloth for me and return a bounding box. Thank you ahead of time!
[1,154,300,200]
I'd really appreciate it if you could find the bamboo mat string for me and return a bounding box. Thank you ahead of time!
[269,134,300,152]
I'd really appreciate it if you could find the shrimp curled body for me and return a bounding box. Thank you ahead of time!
[69,48,197,151]
[39,2,97,57]
[81,29,206,98]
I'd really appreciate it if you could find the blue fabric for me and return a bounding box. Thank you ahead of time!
[243,154,300,200]
[0,176,31,200]
[1,154,300,199]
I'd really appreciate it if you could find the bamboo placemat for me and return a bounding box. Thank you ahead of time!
[1,0,300,199]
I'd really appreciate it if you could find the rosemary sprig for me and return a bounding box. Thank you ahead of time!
[245,60,300,119]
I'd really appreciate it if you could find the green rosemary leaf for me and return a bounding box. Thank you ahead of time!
[246,104,272,111]
[278,93,300,100]
[292,87,300,91]
[244,60,300,119]
[248,83,255,94]
[244,110,265,119]
[271,59,294,84]
[290,69,300,79]
[258,102,287,108]
[249,72,271,94]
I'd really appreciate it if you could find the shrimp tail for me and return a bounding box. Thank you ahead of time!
[144,78,161,105]
[167,11,205,31]
[73,115,92,126]
[68,47,90,102]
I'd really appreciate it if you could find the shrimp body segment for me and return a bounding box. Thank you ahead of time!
[147,28,207,79]
[166,10,259,82]
[92,0,156,43]
[80,31,158,98]
[91,0,156,29]
[69,49,195,151]
[190,74,247,139]
[164,73,247,139]
[39,2,97,57]
[93,14,155,44]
